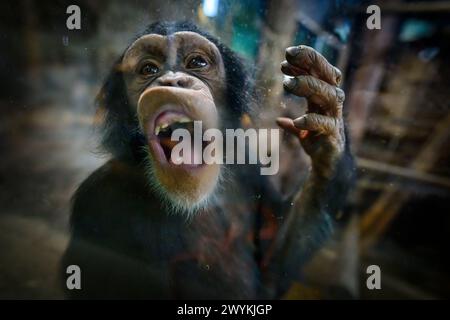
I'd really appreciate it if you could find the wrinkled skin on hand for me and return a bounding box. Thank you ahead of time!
[276,45,346,179]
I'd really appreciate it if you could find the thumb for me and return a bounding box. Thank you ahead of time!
[276,117,299,134]
[276,117,309,139]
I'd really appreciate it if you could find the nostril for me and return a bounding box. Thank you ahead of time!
[176,78,190,88]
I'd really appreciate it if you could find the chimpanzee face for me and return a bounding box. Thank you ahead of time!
[119,31,227,213]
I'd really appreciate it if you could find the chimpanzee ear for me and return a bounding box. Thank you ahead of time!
[95,58,144,161]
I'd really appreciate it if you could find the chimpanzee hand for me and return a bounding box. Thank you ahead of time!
[276,45,345,179]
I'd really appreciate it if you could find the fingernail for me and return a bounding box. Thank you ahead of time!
[286,46,301,56]
[293,116,307,128]
[283,76,296,90]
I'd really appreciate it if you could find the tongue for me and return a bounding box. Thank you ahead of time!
[159,137,179,150]
[159,137,178,161]
[159,136,205,165]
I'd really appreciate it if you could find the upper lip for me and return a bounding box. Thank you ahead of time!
[138,86,213,140]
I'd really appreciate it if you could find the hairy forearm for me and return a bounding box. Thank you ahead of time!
[263,149,354,297]
[272,167,335,271]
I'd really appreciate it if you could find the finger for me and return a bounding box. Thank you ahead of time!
[285,45,342,86]
[283,76,345,117]
[280,60,308,77]
[276,117,300,135]
[276,117,310,139]
[293,113,338,135]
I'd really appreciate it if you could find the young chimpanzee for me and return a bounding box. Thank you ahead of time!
[62,21,354,299]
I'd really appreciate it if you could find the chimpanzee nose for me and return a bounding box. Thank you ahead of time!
[157,71,192,88]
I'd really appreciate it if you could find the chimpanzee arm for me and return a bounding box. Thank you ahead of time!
[262,143,354,297]
[263,45,355,297]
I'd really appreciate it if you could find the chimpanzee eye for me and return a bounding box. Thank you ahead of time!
[186,56,208,69]
[139,63,159,76]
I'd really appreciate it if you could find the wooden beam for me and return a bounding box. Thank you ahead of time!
[357,157,450,189]
[359,112,450,250]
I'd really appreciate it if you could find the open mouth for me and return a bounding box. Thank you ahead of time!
[148,110,208,168]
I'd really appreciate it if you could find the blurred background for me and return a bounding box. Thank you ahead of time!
[0,0,449,299]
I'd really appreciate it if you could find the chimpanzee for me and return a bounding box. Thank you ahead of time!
[61,21,354,299]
